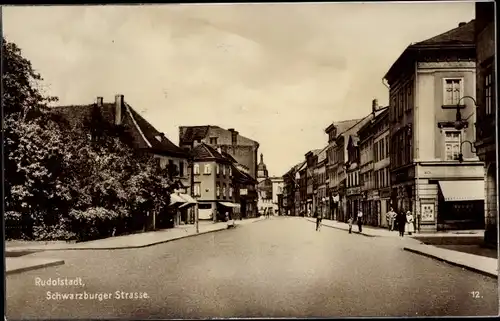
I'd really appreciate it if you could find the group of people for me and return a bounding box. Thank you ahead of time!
[385,207,415,237]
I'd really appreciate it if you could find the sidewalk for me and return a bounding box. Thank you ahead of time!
[6,217,265,252]
[306,217,497,279]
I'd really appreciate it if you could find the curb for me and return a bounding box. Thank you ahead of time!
[305,219,376,237]
[6,259,65,276]
[5,220,264,252]
[403,247,498,279]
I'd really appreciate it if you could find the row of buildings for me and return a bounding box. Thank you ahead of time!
[283,2,497,246]
[52,95,283,227]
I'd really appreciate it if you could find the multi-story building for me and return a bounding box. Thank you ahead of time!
[358,101,390,227]
[383,20,485,232]
[270,177,284,215]
[333,117,373,222]
[305,149,321,216]
[325,119,361,221]
[179,126,259,217]
[346,134,361,219]
[475,2,497,246]
[314,147,329,218]
[233,163,258,219]
[283,161,304,216]
[190,143,238,222]
[179,126,259,179]
[52,95,195,228]
[298,161,308,216]
[371,108,391,227]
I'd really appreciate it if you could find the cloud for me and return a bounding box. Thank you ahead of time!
[3,3,474,176]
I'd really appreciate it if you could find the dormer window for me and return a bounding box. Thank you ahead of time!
[210,137,218,145]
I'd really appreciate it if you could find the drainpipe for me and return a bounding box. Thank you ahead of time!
[413,61,421,233]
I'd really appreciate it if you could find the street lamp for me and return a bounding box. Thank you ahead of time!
[456,140,477,163]
[454,96,477,130]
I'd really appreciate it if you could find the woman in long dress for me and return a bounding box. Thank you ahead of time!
[406,211,415,235]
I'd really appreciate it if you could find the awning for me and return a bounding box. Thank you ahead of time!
[438,180,485,202]
[219,202,241,208]
[179,194,198,208]
[170,193,187,206]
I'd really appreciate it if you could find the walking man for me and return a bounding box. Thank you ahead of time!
[348,216,353,234]
[397,210,406,237]
[357,209,363,233]
[386,207,396,231]
[315,211,322,231]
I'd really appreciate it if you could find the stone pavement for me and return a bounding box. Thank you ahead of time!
[307,217,497,279]
[5,216,265,275]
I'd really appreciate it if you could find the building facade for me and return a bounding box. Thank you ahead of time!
[270,177,284,215]
[314,147,329,219]
[371,108,391,227]
[190,143,239,222]
[325,120,361,221]
[358,102,390,227]
[179,126,259,217]
[475,2,497,246]
[346,135,361,219]
[384,20,485,231]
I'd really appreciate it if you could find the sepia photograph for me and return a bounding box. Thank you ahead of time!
[2,1,498,319]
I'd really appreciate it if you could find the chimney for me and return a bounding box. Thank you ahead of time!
[231,130,238,146]
[372,99,378,113]
[96,96,103,107]
[115,94,124,125]
[458,22,466,27]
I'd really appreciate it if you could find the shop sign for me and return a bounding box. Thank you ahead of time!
[347,187,360,196]
[240,189,248,196]
[421,203,435,222]
[380,189,391,198]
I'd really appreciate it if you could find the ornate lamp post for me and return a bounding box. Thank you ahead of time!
[454,95,477,130]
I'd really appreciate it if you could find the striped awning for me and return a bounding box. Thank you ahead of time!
[438,180,485,202]
[219,202,241,208]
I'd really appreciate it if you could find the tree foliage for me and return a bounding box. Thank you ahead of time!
[3,37,174,241]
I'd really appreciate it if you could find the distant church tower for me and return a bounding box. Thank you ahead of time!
[257,153,268,183]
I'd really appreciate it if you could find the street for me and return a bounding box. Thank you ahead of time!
[6,217,498,318]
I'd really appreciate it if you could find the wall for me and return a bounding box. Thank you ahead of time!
[221,145,258,179]
[416,61,477,161]
[193,161,216,201]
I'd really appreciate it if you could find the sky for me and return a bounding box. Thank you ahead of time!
[3,2,475,176]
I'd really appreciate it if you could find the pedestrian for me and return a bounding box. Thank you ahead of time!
[315,211,322,231]
[357,209,363,233]
[386,207,396,231]
[397,210,406,237]
[348,216,353,234]
[406,211,415,236]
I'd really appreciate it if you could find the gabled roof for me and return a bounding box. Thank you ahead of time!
[179,126,210,144]
[50,100,187,158]
[384,20,475,82]
[317,146,328,163]
[414,20,475,46]
[358,107,389,138]
[190,143,229,162]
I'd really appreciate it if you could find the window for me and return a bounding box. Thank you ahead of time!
[210,137,218,145]
[443,78,463,105]
[216,184,220,197]
[385,136,390,159]
[380,140,384,161]
[179,161,184,177]
[229,166,232,176]
[229,186,233,197]
[485,71,493,115]
[223,165,226,176]
[223,185,227,197]
[194,164,200,175]
[216,164,220,175]
[194,183,201,197]
[444,131,461,161]
[204,164,212,175]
